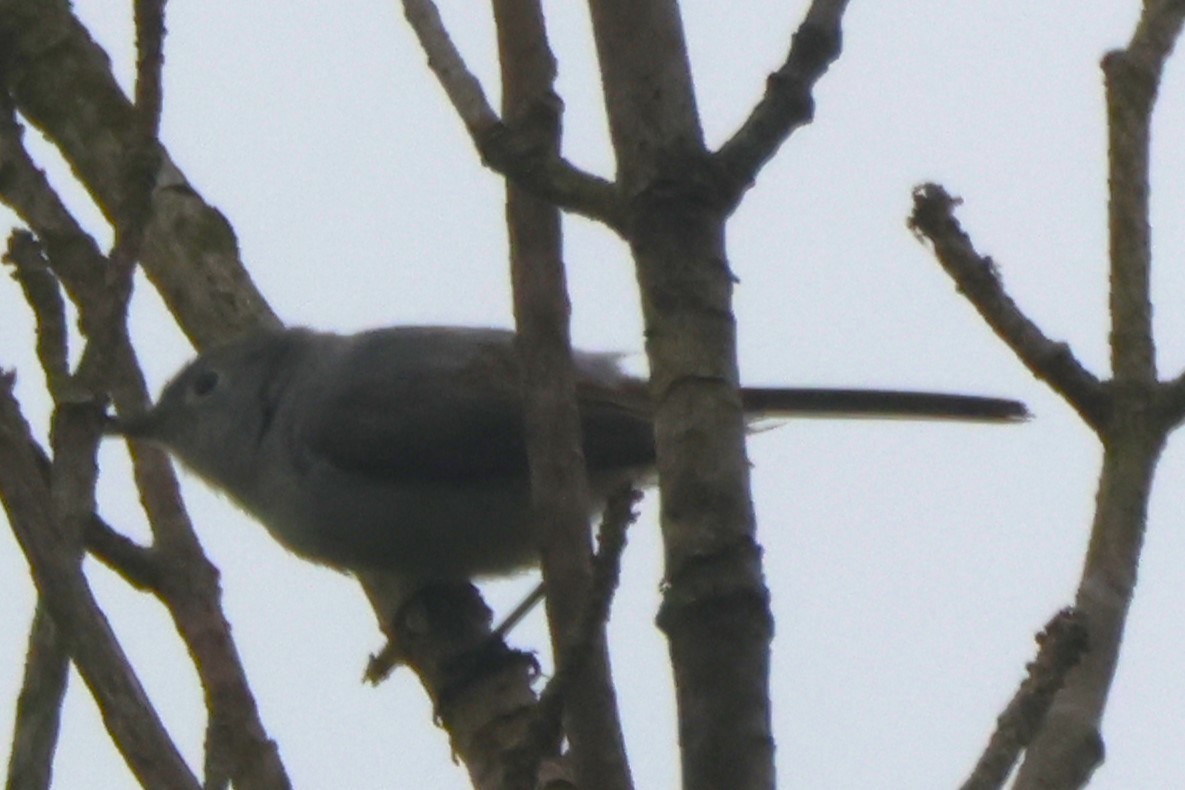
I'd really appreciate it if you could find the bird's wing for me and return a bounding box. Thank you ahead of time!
[300,327,656,482]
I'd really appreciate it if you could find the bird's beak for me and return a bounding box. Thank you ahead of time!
[103,410,156,439]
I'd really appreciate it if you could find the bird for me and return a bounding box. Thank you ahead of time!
[108,325,1027,585]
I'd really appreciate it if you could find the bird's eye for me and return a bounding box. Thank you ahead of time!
[191,369,220,397]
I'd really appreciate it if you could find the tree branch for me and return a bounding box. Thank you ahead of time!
[959,608,1090,790]
[528,487,639,766]
[908,184,1109,431]
[714,0,850,213]
[399,0,627,231]
[0,0,279,347]
[1011,6,1185,785]
[5,601,70,790]
[2,231,72,396]
[358,574,541,790]
[1101,1,1185,385]
[586,1,777,788]
[104,0,166,296]
[5,6,548,787]
[84,516,163,591]
[1,38,291,788]
[0,375,200,790]
[5,112,191,780]
[494,0,633,785]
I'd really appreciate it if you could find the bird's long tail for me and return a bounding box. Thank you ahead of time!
[740,387,1029,423]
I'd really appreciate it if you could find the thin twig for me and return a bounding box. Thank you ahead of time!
[714,0,850,212]
[2,232,72,396]
[493,583,546,641]
[21,422,164,594]
[82,0,167,398]
[0,52,201,558]
[401,0,499,134]
[84,515,162,592]
[908,184,1109,432]
[133,0,167,134]
[529,487,640,755]
[399,0,626,230]
[107,0,166,287]
[495,0,633,783]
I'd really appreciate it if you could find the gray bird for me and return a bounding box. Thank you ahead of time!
[109,326,1027,584]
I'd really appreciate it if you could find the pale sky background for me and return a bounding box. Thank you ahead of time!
[2,2,1184,788]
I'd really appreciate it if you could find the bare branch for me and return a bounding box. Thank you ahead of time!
[106,0,167,287]
[3,37,290,790]
[494,0,633,784]
[0,0,279,346]
[529,487,639,760]
[359,575,541,790]
[1011,7,1184,785]
[908,184,1109,432]
[1012,428,1165,788]
[960,608,1090,790]
[132,0,166,132]
[13,413,166,594]
[0,67,197,553]
[586,1,777,786]
[0,375,200,790]
[2,232,72,396]
[714,0,849,212]
[6,602,70,790]
[401,0,499,134]
[109,347,291,788]
[1103,0,1185,389]
[6,7,526,785]
[84,516,162,591]
[399,0,626,230]
[1101,1,1185,385]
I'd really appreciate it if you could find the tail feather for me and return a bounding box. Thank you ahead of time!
[740,387,1029,423]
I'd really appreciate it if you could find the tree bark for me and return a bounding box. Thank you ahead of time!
[585,2,775,788]
[495,0,634,786]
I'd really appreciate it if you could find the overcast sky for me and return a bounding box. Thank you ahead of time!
[3,1,1184,788]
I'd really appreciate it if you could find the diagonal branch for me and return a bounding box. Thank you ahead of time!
[713,0,850,213]
[399,0,627,231]
[527,487,639,762]
[0,0,279,347]
[959,608,1090,790]
[2,231,72,395]
[1,51,290,790]
[908,183,1109,432]
[6,601,70,790]
[401,0,498,133]
[358,573,541,789]
[0,375,200,790]
[85,515,163,592]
